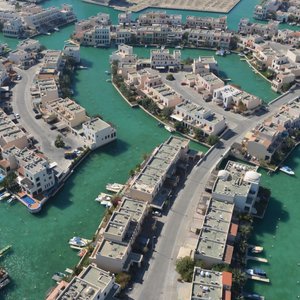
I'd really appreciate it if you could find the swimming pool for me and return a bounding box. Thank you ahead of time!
[21,195,35,206]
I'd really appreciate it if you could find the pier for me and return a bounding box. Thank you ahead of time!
[246,255,268,263]
[247,274,270,283]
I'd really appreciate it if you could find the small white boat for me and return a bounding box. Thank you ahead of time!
[100,200,112,208]
[95,192,112,202]
[46,32,51,36]
[164,125,175,133]
[250,246,263,254]
[78,65,87,69]
[54,27,59,32]
[0,192,11,201]
[175,45,183,49]
[105,70,111,75]
[280,166,295,176]
[216,49,226,56]
[69,237,89,247]
[106,79,112,83]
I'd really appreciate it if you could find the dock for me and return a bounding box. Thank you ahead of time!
[247,274,270,283]
[95,192,112,203]
[106,183,124,193]
[0,245,12,257]
[246,255,268,263]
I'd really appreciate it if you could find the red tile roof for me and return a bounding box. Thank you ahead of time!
[222,271,232,287]
[224,245,234,264]
[229,223,238,237]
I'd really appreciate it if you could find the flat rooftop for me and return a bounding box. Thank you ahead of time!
[57,264,114,300]
[118,197,147,223]
[98,239,128,260]
[104,211,131,238]
[83,117,111,131]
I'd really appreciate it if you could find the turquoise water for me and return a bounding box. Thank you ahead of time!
[0,1,295,299]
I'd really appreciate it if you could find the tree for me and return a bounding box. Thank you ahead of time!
[161,107,173,119]
[194,128,204,141]
[55,135,65,148]
[115,272,131,289]
[2,173,18,190]
[207,135,220,146]
[166,74,175,81]
[229,36,239,50]
[175,256,195,282]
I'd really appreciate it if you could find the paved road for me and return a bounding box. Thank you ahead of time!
[128,84,300,300]
[11,66,80,170]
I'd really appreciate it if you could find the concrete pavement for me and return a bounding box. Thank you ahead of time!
[11,66,81,170]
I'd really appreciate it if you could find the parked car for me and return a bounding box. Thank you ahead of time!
[152,210,162,217]
[181,82,187,86]
[14,113,20,119]
[33,108,39,114]
[35,114,42,119]
[16,75,22,80]
[50,125,57,130]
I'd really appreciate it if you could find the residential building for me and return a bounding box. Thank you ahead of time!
[82,117,116,150]
[213,85,262,111]
[31,78,59,106]
[212,161,261,212]
[150,48,181,69]
[188,29,233,49]
[2,17,24,37]
[17,38,41,52]
[0,109,28,150]
[171,101,226,136]
[2,146,56,195]
[138,11,182,26]
[55,264,120,300]
[0,65,8,86]
[287,48,300,63]
[195,199,237,266]
[127,136,189,203]
[195,72,224,94]
[63,43,80,63]
[252,44,277,68]
[8,49,36,69]
[186,16,227,30]
[238,18,279,38]
[114,27,133,45]
[192,56,218,74]
[43,50,63,70]
[109,44,137,64]
[190,267,232,300]
[90,197,147,273]
[271,71,295,92]
[118,11,132,25]
[135,25,172,45]
[46,98,89,128]
[82,26,111,47]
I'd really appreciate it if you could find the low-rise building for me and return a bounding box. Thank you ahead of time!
[271,71,295,92]
[118,11,132,25]
[31,78,59,106]
[63,43,80,63]
[109,44,137,64]
[192,56,218,74]
[195,199,237,266]
[213,85,262,111]
[195,72,224,94]
[2,146,56,196]
[82,117,116,150]
[186,16,227,30]
[171,101,226,136]
[82,26,111,47]
[190,267,232,300]
[138,11,182,26]
[17,38,41,52]
[43,50,63,70]
[127,136,189,203]
[212,161,261,212]
[2,17,24,37]
[150,48,181,69]
[90,197,147,273]
[55,264,120,300]
[238,18,279,38]
[8,49,36,69]
[0,109,28,150]
[46,97,89,128]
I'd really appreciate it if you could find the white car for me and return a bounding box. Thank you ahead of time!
[15,113,20,119]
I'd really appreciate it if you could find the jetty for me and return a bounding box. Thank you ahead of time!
[0,245,12,257]
[246,255,268,263]
[247,274,270,283]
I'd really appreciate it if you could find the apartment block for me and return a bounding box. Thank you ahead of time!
[0,109,28,150]
[81,26,111,47]
[212,161,261,212]
[171,101,226,136]
[128,136,189,203]
[2,146,56,195]
[54,264,120,300]
[150,48,181,69]
[3,17,24,37]
[46,98,89,128]
[138,11,182,26]
[190,267,232,300]
[213,85,262,111]
[188,29,232,49]
[195,72,224,94]
[8,49,35,68]
[91,197,147,273]
[238,18,279,37]
[192,56,218,74]
[31,78,59,106]
[63,43,80,63]
[186,16,227,30]
[43,50,63,70]
[82,117,116,150]
[118,12,132,25]
[195,199,237,266]
[109,44,137,64]
[114,27,133,45]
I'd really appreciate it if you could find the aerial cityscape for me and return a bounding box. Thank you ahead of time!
[0,0,299,299]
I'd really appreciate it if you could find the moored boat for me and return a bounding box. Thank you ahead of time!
[250,246,263,254]
[280,165,295,176]
[0,245,12,257]
[106,183,124,193]
[246,268,267,277]
[164,125,175,133]
[0,192,11,201]
[69,237,89,248]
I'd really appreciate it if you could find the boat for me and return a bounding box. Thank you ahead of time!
[46,32,51,36]
[54,27,59,32]
[280,166,295,176]
[225,50,231,55]
[0,192,11,201]
[100,200,112,208]
[250,246,263,254]
[106,79,112,83]
[105,70,111,75]
[175,45,183,49]
[68,237,89,248]
[215,49,226,56]
[164,125,175,133]
[144,44,148,48]
[78,65,87,69]
[0,278,10,290]
[95,192,112,202]
[0,245,12,257]
[244,293,265,300]
[246,268,267,277]
[106,183,124,193]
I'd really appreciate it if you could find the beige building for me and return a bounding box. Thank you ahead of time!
[150,48,181,69]
[31,78,59,106]
[186,16,227,30]
[46,98,89,128]
[195,72,224,94]
[0,109,28,150]
[128,136,189,203]
[54,264,120,300]
[195,199,237,266]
